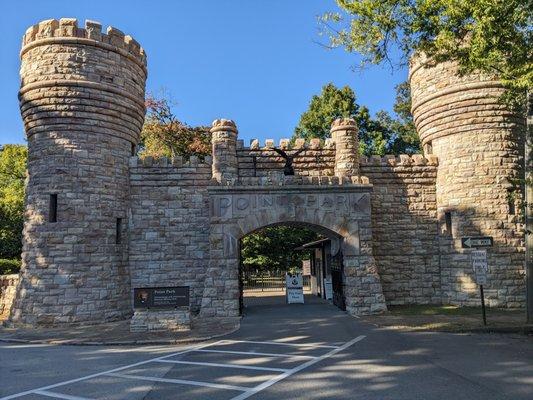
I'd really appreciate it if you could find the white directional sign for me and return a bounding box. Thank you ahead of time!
[471,250,488,285]
[286,273,304,304]
[462,236,493,248]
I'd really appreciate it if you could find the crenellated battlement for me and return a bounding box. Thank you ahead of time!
[21,19,147,69]
[239,137,335,151]
[360,154,439,166]
[218,173,370,187]
[130,155,212,169]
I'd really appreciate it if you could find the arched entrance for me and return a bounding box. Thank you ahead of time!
[200,184,387,320]
[238,222,343,314]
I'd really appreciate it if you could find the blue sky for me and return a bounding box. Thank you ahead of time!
[0,0,407,146]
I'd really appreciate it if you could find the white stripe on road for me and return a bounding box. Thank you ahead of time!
[34,390,94,400]
[0,340,223,400]
[105,372,249,392]
[155,359,289,372]
[229,335,366,400]
[220,339,339,349]
[194,349,317,359]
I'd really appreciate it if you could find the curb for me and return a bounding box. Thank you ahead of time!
[0,325,240,346]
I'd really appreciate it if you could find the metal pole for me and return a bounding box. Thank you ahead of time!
[526,90,533,323]
[480,284,487,326]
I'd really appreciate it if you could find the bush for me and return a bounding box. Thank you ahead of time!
[0,259,21,275]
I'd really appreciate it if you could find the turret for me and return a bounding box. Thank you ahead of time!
[211,119,238,183]
[331,118,359,178]
[10,19,147,325]
[409,57,525,307]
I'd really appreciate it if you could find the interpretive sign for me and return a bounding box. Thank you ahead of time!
[133,286,189,309]
[286,273,304,304]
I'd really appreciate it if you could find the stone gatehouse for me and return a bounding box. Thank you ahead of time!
[6,19,526,328]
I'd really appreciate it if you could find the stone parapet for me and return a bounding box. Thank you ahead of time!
[21,19,146,68]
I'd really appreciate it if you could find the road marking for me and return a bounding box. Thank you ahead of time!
[229,335,366,400]
[155,359,289,372]
[0,340,223,400]
[220,339,339,349]
[194,349,317,359]
[105,372,249,392]
[34,390,93,400]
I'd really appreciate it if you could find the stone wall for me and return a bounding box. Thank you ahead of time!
[410,57,525,307]
[361,155,440,305]
[0,274,19,319]
[128,156,212,315]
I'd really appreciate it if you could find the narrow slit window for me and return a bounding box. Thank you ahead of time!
[444,211,452,235]
[116,218,122,244]
[131,143,136,156]
[49,194,58,223]
[424,141,433,155]
[508,189,516,215]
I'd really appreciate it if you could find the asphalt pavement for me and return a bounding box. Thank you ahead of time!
[1,294,532,400]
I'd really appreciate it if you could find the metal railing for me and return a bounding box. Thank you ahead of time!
[243,272,310,292]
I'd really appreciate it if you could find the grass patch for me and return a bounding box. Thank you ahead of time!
[387,304,521,316]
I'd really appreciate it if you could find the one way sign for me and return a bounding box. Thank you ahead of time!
[461,236,493,248]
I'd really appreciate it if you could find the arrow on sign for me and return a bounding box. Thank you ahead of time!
[461,236,493,248]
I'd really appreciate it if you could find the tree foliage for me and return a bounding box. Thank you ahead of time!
[241,225,320,273]
[293,82,419,155]
[0,145,27,260]
[139,95,211,158]
[321,0,532,92]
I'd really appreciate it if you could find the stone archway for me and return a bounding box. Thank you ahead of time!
[200,184,387,320]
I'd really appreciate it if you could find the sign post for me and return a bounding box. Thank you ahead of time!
[286,273,304,304]
[471,250,488,326]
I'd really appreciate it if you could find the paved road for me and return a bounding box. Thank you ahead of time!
[1,295,532,400]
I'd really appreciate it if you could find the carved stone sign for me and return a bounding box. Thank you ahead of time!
[133,287,189,309]
[210,190,371,219]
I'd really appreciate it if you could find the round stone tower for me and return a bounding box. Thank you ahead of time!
[10,18,147,325]
[409,57,525,307]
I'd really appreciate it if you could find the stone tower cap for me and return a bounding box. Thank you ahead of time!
[330,117,357,133]
[21,18,147,67]
[211,119,238,133]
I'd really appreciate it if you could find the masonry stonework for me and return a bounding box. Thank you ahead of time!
[410,58,526,307]
[3,18,526,328]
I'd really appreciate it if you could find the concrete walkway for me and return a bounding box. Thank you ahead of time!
[1,295,532,399]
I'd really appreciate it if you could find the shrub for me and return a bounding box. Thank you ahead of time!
[0,259,21,275]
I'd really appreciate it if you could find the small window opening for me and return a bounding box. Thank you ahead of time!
[507,189,516,215]
[444,211,452,235]
[131,143,136,156]
[49,194,58,223]
[424,141,433,155]
[116,218,122,244]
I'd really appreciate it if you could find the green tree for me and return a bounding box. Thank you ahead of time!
[321,0,532,92]
[241,226,319,274]
[293,82,419,155]
[0,145,27,260]
[139,94,211,159]
[375,81,420,154]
